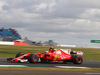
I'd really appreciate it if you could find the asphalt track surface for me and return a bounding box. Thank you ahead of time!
[0,58,100,75]
[0,57,100,68]
[1,70,100,75]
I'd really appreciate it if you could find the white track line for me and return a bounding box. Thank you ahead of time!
[0,65,89,68]
[0,65,28,67]
[56,66,89,68]
[85,73,100,75]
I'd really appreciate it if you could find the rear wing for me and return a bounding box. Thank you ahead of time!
[60,49,84,56]
[76,51,83,56]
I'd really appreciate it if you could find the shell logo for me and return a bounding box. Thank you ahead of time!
[41,55,43,58]
[54,56,60,59]
[54,56,57,59]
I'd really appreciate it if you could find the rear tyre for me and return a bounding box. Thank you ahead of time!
[15,53,24,58]
[73,55,83,64]
[28,54,39,63]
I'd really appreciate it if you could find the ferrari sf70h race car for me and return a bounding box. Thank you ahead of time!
[7,48,83,64]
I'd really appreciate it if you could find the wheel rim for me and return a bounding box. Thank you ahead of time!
[76,56,83,64]
[32,55,38,62]
[77,57,81,63]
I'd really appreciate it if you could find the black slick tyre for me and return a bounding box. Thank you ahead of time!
[73,55,83,64]
[28,54,39,63]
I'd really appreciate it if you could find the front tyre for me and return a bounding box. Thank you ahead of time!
[73,55,83,64]
[28,54,39,63]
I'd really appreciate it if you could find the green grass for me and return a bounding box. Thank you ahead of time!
[0,45,100,60]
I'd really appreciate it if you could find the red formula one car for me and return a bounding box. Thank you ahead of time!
[7,48,83,64]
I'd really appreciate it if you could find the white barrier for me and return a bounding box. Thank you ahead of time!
[0,41,28,45]
[0,41,14,45]
[57,45,76,47]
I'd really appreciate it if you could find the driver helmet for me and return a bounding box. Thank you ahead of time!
[49,47,54,52]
